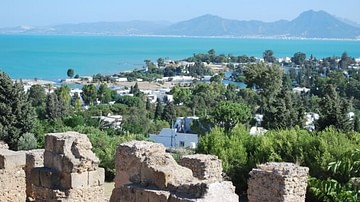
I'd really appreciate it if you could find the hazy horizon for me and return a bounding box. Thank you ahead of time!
[1,0,359,28]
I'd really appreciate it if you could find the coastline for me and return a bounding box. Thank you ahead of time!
[1,33,359,41]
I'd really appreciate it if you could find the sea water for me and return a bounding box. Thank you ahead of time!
[0,35,359,80]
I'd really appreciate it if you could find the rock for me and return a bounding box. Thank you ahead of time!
[32,131,105,202]
[44,132,99,173]
[114,141,194,189]
[247,162,309,202]
[111,141,239,202]
[179,154,223,181]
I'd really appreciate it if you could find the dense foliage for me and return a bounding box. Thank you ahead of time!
[0,72,36,150]
[197,126,360,196]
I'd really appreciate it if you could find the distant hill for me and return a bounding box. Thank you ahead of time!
[0,21,169,35]
[1,10,359,39]
[158,10,360,39]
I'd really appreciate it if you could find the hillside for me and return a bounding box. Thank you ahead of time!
[1,10,359,39]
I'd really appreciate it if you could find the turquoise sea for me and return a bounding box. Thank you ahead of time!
[0,35,359,80]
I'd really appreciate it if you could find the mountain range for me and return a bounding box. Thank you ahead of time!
[1,10,360,39]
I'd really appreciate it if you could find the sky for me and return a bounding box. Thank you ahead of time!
[0,0,359,27]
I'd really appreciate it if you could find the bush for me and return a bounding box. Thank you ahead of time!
[17,133,38,150]
[197,125,360,196]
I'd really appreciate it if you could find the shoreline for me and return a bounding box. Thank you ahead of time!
[1,33,359,42]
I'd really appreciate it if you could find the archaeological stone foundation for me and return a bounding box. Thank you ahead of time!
[247,162,309,202]
[0,133,309,202]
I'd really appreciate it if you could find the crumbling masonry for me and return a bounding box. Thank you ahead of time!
[0,134,310,202]
[247,162,309,202]
[110,140,239,202]
[0,132,105,202]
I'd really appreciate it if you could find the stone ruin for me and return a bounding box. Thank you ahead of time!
[31,132,105,201]
[0,147,26,201]
[0,133,311,202]
[110,140,239,202]
[247,162,309,202]
[0,131,105,202]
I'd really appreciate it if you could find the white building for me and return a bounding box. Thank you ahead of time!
[173,116,199,133]
[149,128,198,149]
[293,87,310,94]
[250,127,268,136]
[305,112,320,131]
[93,114,122,129]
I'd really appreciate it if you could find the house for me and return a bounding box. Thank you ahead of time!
[173,116,199,133]
[115,77,128,82]
[92,114,122,129]
[80,76,93,82]
[149,128,198,149]
[293,87,310,94]
[250,127,268,136]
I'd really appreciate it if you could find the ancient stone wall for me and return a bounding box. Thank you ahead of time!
[0,148,27,201]
[247,162,309,202]
[25,149,45,201]
[179,154,222,181]
[110,141,239,202]
[31,132,105,202]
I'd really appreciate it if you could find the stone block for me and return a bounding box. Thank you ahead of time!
[60,171,89,189]
[0,149,26,169]
[88,168,105,187]
[30,167,41,186]
[110,141,239,202]
[247,162,309,202]
[140,153,194,189]
[38,167,60,189]
[179,154,223,182]
[110,185,171,202]
[44,132,99,173]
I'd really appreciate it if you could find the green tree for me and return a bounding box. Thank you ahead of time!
[129,82,141,96]
[145,97,152,111]
[263,49,276,63]
[97,83,112,104]
[157,58,165,67]
[28,84,46,108]
[171,86,191,105]
[243,63,283,109]
[82,84,97,105]
[263,88,303,129]
[45,93,67,120]
[210,73,224,83]
[211,101,251,132]
[67,68,75,78]
[316,84,353,132]
[122,107,150,134]
[0,72,36,150]
[116,96,144,108]
[162,101,176,124]
[291,52,306,66]
[154,98,163,120]
[339,51,353,69]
